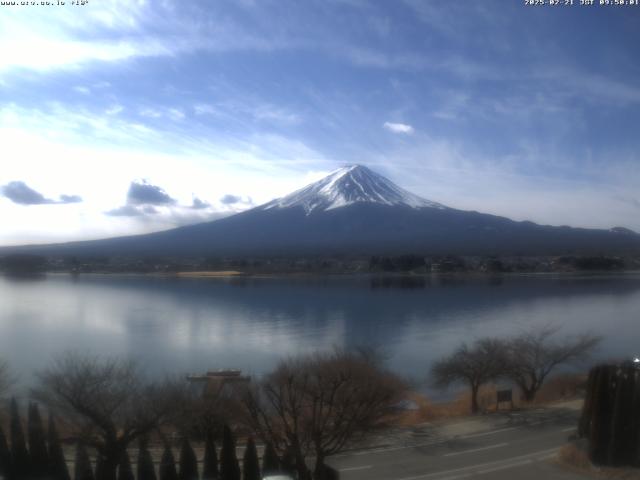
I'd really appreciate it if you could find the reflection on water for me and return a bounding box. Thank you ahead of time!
[0,273,639,389]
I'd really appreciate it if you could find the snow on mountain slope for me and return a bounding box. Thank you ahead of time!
[260,165,446,214]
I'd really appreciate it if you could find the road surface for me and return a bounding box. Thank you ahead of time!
[327,406,587,480]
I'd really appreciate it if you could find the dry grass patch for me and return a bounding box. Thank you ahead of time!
[396,385,506,425]
[557,443,593,471]
[557,443,640,479]
[533,373,587,405]
[396,373,588,426]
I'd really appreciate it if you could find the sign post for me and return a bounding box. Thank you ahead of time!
[496,389,514,411]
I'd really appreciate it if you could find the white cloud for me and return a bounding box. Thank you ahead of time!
[383,122,414,134]
[0,103,330,246]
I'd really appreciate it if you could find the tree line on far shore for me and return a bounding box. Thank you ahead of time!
[1,252,635,276]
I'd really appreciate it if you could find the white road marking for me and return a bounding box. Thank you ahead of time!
[561,427,576,432]
[434,474,472,480]
[394,447,559,480]
[476,458,533,474]
[337,426,518,457]
[339,465,372,472]
[345,441,442,457]
[456,427,517,440]
[335,422,570,459]
[443,442,508,457]
[537,453,557,461]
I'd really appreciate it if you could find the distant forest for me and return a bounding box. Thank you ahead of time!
[0,252,637,275]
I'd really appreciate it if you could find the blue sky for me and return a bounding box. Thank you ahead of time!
[1,0,639,245]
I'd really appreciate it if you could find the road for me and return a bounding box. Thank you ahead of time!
[327,406,587,480]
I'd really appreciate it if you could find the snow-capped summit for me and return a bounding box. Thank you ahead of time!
[260,164,446,214]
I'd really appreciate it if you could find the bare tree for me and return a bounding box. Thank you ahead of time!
[431,338,507,414]
[32,353,183,480]
[504,327,600,402]
[172,380,245,441]
[242,349,406,479]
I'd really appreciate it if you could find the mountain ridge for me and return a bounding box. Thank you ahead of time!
[1,165,639,257]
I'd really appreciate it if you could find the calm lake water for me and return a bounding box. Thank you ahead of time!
[1,273,639,391]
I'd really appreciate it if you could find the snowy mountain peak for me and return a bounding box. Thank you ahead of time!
[261,164,447,214]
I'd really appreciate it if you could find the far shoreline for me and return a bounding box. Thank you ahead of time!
[16,269,640,281]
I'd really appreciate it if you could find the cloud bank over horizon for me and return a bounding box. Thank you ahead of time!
[1,0,639,245]
[1,181,82,206]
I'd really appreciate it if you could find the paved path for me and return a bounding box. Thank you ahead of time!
[327,404,587,480]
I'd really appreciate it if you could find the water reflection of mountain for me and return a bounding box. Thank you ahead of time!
[55,273,640,344]
[2,274,640,381]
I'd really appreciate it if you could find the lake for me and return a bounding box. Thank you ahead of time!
[1,273,639,393]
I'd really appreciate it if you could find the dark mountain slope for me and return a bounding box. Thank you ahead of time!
[3,165,639,257]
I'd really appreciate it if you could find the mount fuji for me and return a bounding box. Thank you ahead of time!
[259,164,445,214]
[5,165,640,257]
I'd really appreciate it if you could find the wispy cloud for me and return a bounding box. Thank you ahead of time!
[253,106,301,125]
[139,108,163,119]
[363,133,640,231]
[0,31,172,74]
[192,94,302,127]
[0,1,173,74]
[534,67,640,107]
[0,1,307,77]
[105,105,124,116]
[73,86,91,95]
[139,107,186,122]
[193,104,216,116]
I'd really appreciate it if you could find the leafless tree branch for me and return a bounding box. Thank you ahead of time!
[31,352,183,480]
[242,349,406,478]
[503,326,600,401]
